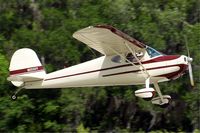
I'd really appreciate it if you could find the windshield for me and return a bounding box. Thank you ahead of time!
[146,46,162,58]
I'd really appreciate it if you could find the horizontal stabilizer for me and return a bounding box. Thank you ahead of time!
[7,74,44,82]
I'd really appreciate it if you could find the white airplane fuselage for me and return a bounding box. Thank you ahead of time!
[24,54,188,89]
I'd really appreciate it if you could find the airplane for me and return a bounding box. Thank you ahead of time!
[7,25,194,107]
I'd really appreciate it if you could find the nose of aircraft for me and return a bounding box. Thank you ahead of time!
[182,55,193,64]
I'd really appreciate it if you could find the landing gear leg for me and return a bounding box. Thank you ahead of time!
[143,77,155,100]
[153,82,164,103]
[152,82,171,107]
[11,86,24,100]
[145,77,150,89]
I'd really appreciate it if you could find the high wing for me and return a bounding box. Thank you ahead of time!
[73,25,147,56]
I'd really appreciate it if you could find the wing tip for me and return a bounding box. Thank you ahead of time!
[72,25,94,38]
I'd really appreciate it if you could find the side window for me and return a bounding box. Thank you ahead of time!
[111,51,145,63]
[111,55,122,63]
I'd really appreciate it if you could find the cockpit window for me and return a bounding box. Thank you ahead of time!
[146,46,162,58]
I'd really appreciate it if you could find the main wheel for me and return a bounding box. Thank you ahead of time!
[11,95,17,100]
[143,91,156,101]
[159,98,171,108]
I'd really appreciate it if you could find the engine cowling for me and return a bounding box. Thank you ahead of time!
[135,88,155,98]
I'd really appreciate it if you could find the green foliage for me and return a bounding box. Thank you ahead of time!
[77,123,89,133]
[0,53,8,82]
[0,95,34,132]
[0,0,199,132]
[0,53,9,95]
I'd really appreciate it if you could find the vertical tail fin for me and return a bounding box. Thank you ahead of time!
[7,48,46,87]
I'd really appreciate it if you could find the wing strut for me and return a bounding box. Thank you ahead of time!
[124,41,150,79]
[103,42,150,79]
[153,82,164,103]
[104,44,140,70]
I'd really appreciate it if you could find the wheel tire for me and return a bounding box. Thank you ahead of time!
[159,98,171,108]
[11,95,17,100]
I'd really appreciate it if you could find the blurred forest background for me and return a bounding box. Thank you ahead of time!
[0,0,199,132]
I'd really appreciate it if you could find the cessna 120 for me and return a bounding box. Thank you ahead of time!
[7,25,194,107]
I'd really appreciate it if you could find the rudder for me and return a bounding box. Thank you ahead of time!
[7,48,46,87]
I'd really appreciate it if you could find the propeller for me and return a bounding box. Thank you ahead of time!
[188,57,194,86]
[184,35,194,86]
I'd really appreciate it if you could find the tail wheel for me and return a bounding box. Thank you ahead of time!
[11,95,17,100]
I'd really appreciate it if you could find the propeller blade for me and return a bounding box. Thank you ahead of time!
[188,63,194,86]
[184,36,194,87]
[184,35,190,57]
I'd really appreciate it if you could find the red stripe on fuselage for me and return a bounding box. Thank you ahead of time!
[44,55,182,81]
[10,66,44,75]
[137,55,180,65]
[103,64,188,78]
